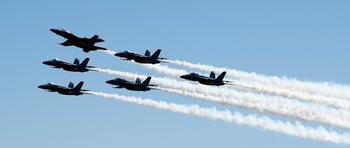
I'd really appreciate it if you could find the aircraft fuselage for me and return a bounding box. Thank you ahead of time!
[115,52,161,64]
[180,73,225,86]
[38,84,83,96]
[106,79,152,91]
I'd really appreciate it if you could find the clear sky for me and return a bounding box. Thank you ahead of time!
[1,0,350,148]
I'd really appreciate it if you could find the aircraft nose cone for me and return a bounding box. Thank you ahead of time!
[50,29,59,33]
[114,52,123,57]
[38,85,46,89]
[106,80,114,84]
[42,61,50,65]
[180,75,187,79]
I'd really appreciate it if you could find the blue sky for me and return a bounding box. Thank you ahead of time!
[1,0,350,147]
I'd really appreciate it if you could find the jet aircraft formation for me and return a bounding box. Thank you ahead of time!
[39,28,231,95]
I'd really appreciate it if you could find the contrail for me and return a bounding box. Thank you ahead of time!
[91,67,350,129]
[138,63,350,109]
[86,91,350,145]
[164,59,350,101]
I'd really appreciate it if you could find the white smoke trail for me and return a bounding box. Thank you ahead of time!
[91,67,143,79]
[154,87,350,128]
[165,59,350,101]
[121,63,350,123]
[91,67,350,129]
[138,63,350,109]
[233,81,350,109]
[99,49,350,108]
[100,49,117,56]
[140,64,187,77]
[86,91,350,145]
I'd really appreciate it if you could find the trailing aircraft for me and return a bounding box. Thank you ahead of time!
[114,49,165,64]
[180,71,230,86]
[106,77,156,91]
[38,81,87,96]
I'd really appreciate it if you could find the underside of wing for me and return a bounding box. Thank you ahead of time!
[83,48,92,53]
[60,40,74,46]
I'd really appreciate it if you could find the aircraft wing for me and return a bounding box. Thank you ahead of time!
[82,47,94,52]
[51,29,77,40]
[61,33,77,40]
[60,40,74,46]
[83,46,107,52]
[95,46,107,50]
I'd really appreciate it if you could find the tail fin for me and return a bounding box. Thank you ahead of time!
[80,58,90,67]
[68,82,74,89]
[209,71,216,79]
[144,50,151,57]
[142,77,152,85]
[73,58,80,65]
[216,71,226,81]
[135,78,142,84]
[91,35,99,41]
[73,81,84,92]
[90,35,104,43]
[151,49,161,58]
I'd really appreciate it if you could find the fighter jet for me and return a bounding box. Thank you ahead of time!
[43,58,94,72]
[114,49,166,64]
[180,71,229,86]
[50,28,107,52]
[38,81,87,96]
[106,77,156,91]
